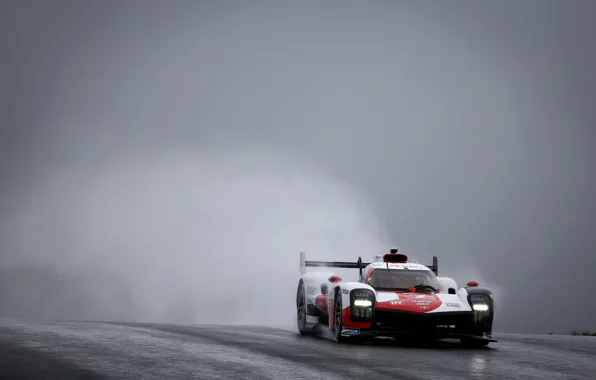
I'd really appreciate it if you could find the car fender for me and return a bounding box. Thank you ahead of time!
[436,276,458,294]
[330,282,376,311]
[458,286,470,300]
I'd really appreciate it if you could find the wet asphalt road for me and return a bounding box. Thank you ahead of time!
[1,320,595,380]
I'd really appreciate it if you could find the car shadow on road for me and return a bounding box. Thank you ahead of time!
[297,331,496,351]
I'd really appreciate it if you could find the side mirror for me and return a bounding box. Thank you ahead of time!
[328,275,342,283]
[466,280,479,287]
[320,283,328,295]
[448,288,456,294]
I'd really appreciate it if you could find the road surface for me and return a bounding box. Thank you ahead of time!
[1,320,594,379]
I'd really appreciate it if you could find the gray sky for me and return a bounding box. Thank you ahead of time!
[1,0,595,333]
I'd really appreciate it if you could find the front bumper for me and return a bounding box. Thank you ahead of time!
[341,308,497,342]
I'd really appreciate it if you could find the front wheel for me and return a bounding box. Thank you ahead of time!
[334,290,348,342]
[296,281,311,335]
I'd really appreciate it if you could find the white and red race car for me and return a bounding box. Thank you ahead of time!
[296,248,496,347]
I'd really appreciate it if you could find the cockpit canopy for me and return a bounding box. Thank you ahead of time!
[367,268,440,291]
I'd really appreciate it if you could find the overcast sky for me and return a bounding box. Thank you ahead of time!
[1,0,595,333]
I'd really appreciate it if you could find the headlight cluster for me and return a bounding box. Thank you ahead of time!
[473,304,489,312]
[350,289,375,322]
[469,294,491,322]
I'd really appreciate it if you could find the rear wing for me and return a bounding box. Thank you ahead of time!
[300,251,370,277]
[299,251,438,277]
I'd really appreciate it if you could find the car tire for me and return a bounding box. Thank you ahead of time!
[296,280,312,335]
[334,289,348,343]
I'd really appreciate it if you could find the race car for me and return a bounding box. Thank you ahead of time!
[296,248,496,347]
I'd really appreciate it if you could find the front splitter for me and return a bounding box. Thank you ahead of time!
[339,329,498,342]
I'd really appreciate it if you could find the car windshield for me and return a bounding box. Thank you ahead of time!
[367,269,440,291]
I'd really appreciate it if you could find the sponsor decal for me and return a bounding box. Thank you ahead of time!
[342,327,360,334]
[412,299,432,304]
[342,289,349,294]
[390,300,402,305]
[445,302,461,308]
[414,294,428,299]
[482,332,493,340]
[306,286,316,295]
[419,305,429,310]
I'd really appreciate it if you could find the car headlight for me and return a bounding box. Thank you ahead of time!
[354,299,372,307]
[350,289,375,322]
[468,294,492,323]
[470,295,489,309]
[473,304,489,312]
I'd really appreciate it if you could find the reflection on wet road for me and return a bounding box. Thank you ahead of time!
[1,320,595,379]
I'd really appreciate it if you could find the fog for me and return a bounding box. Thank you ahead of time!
[1,147,390,327]
[1,0,595,334]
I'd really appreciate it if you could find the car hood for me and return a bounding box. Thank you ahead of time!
[374,290,472,313]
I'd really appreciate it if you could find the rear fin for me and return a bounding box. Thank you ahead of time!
[301,252,370,278]
[428,256,438,275]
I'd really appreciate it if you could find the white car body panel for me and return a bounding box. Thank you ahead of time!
[300,263,474,316]
[297,250,496,344]
[301,255,472,323]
